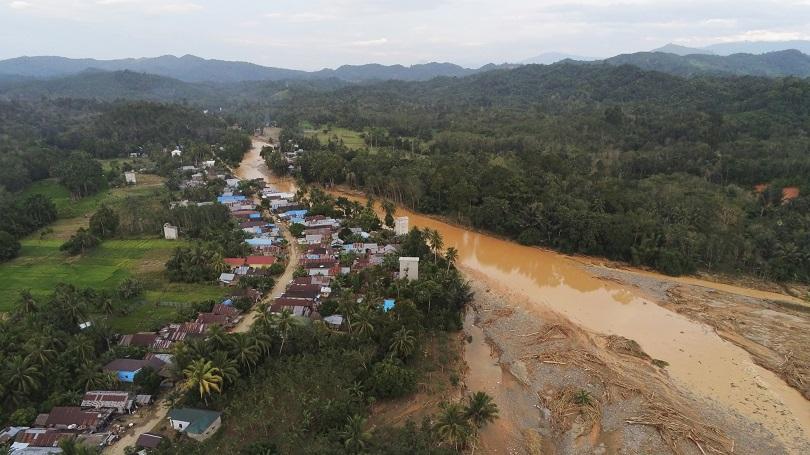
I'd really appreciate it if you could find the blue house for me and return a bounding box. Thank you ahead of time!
[246,238,274,247]
[217,195,247,204]
[283,209,308,219]
[103,358,165,383]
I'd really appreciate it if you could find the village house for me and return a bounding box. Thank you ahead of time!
[80,391,135,414]
[103,357,165,383]
[163,223,179,240]
[136,433,164,451]
[270,297,316,317]
[9,428,66,452]
[228,287,262,304]
[195,303,242,327]
[291,275,332,287]
[162,322,208,342]
[283,283,323,300]
[224,256,277,269]
[218,272,237,286]
[302,258,340,276]
[124,171,137,185]
[40,407,112,432]
[118,332,158,348]
[167,408,222,442]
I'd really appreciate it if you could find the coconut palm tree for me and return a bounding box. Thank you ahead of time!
[99,297,115,315]
[351,306,375,337]
[24,338,57,367]
[17,289,38,316]
[464,391,499,453]
[76,363,116,391]
[444,247,459,271]
[338,297,357,333]
[434,402,470,451]
[389,327,416,359]
[71,336,96,363]
[427,228,444,263]
[4,355,42,402]
[229,334,261,373]
[206,325,229,351]
[340,415,372,453]
[209,351,240,385]
[272,308,295,355]
[183,359,223,404]
[416,280,440,314]
[251,330,274,356]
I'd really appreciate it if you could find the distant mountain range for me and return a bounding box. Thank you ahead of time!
[604,49,810,78]
[520,52,598,65]
[653,39,810,56]
[1,40,810,102]
[0,54,514,83]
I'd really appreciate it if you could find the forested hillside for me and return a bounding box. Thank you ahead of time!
[604,49,810,78]
[269,64,810,282]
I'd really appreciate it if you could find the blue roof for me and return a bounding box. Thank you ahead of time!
[248,213,262,219]
[222,299,233,306]
[246,238,274,246]
[217,195,247,203]
[383,299,396,312]
[290,217,305,225]
[286,209,308,217]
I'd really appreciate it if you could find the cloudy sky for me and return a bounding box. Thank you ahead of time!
[1,0,809,69]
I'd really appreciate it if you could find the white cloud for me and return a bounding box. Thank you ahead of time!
[347,38,388,47]
[714,29,810,42]
[147,2,202,14]
[265,11,336,22]
[9,1,32,9]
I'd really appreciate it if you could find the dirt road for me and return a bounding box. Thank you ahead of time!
[103,135,297,454]
[232,226,299,333]
[104,400,169,455]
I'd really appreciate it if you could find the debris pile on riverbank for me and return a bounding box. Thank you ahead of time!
[585,264,810,401]
[463,269,791,454]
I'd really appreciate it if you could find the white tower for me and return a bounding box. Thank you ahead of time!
[399,257,419,281]
[394,216,409,236]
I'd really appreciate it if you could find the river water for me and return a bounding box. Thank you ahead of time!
[240,138,810,452]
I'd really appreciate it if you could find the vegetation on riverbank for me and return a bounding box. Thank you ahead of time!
[266,65,810,283]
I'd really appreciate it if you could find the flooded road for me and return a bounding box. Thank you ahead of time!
[235,138,296,193]
[244,138,810,452]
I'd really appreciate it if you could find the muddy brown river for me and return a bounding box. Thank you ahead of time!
[241,138,810,452]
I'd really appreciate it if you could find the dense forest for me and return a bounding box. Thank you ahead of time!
[267,64,810,282]
[0,99,251,263]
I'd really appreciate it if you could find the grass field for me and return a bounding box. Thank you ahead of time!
[308,126,368,150]
[0,238,223,308]
[5,177,224,331]
[21,175,165,219]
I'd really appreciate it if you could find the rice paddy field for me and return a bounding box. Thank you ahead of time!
[3,175,225,332]
[308,126,368,150]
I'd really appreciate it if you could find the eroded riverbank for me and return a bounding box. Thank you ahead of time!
[246,137,810,453]
[329,187,810,453]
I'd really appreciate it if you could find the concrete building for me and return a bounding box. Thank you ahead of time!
[124,171,137,184]
[399,257,419,281]
[394,216,409,236]
[163,223,178,240]
[167,408,222,442]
